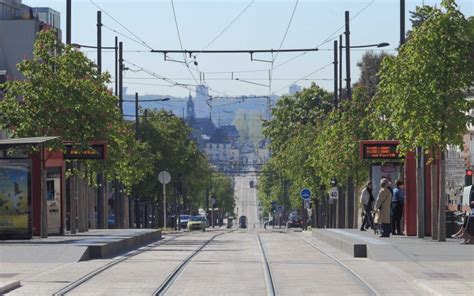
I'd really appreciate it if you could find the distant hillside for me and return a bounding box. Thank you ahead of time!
[123,93,279,126]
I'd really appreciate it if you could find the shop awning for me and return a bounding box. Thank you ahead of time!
[0,137,59,149]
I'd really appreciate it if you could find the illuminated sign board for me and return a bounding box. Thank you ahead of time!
[360,141,401,160]
[63,144,106,160]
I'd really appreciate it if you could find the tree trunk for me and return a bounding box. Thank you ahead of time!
[70,175,77,234]
[114,179,120,228]
[78,176,85,233]
[431,150,438,240]
[97,173,106,229]
[438,150,446,241]
[338,189,345,228]
[416,147,425,238]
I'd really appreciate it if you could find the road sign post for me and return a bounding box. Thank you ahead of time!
[300,189,312,230]
[158,171,171,229]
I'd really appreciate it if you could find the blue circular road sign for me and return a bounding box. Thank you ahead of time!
[300,188,312,201]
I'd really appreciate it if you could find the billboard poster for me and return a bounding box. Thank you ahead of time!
[0,160,31,239]
[371,164,403,198]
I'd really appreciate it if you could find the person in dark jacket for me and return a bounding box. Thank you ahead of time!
[391,180,404,235]
[359,181,374,231]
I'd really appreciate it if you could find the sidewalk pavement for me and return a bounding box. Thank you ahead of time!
[310,228,474,295]
[0,229,161,294]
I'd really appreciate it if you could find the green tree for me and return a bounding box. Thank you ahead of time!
[0,30,149,189]
[211,174,235,214]
[260,83,333,212]
[371,0,474,241]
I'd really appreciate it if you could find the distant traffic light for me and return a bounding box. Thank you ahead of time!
[465,169,473,186]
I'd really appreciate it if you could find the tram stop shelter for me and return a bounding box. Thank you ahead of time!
[0,137,64,239]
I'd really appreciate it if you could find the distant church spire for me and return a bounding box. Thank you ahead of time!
[186,94,195,119]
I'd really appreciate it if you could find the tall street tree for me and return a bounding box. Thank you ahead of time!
[371,0,474,241]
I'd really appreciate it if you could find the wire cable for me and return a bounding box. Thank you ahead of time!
[90,0,154,50]
[272,0,299,64]
[273,0,375,70]
[201,0,255,51]
[274,62,333,93]
[102,25,153,50]
[169,0,202,90]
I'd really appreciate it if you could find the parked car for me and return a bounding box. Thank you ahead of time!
[178,214,191,229]
[187,215,206,231]
[286,212,303,228]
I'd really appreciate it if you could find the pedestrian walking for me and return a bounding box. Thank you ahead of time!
[375,178,392,237]
[359,181,374,231]
[391,180,404,235]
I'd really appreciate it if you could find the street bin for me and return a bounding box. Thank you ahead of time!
[227,218,233,228]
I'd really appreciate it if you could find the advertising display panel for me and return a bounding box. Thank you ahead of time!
[0,160,32,239]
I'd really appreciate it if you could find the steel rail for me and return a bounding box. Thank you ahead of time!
[153,231,228,296]
[52,233,185,296]
[256,233,277,296]
[293,234,378,296]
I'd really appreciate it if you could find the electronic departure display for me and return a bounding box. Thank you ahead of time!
[360,141,401,160]
[63,143,107,160]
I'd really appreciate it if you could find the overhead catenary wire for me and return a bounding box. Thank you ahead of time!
[274,62,333,93]
[269,0,299,115]
[123,59,231,100]
[170,0,201,87]
[272,0,299,64]
[102,25,155,50]
[272,0,375,70]
[200,0,255,51]
[90,0,154,50]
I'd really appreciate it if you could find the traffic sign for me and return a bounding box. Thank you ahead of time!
[300,188,312,201]
[210,197,216,205]
[158,171,171,184]
[271,200,277,206]
[329,187,339,200]
[277,205,283,212]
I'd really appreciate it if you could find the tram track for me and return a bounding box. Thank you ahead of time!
[152,231,228,296]
[291,233,379,296]
[52,232,186,296]
[256,233,277,296]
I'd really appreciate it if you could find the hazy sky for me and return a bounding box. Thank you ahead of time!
[23,0,473,99]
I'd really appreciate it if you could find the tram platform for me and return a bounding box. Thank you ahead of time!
[0,229,161,294]
[312,228,473,261]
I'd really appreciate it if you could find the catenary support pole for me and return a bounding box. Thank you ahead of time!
[119,42,124,113]
[344,11,351,101]
[333,40,338,109]
[97,11,102,74]
[115,37,118,96]
[66,0,71,45]
[344,11,354,228]
[338,35,343,102]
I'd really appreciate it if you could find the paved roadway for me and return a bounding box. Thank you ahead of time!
[234,172,259,228]
[7,228,442,296]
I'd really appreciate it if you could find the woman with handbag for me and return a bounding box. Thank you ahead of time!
[374,178,392,237]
